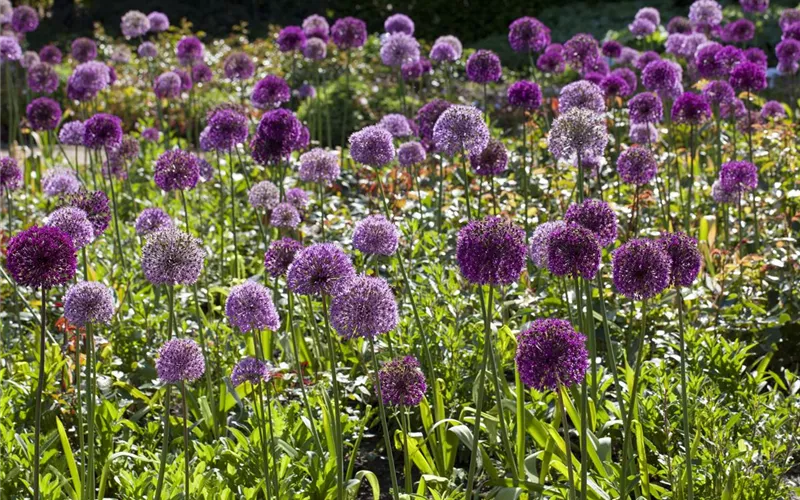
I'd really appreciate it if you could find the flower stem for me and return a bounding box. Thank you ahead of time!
[154,285,175,500]
[32,287,47,500]
[557,385,577,500]
[181,381,190,500]
[369,337,400,500]
[620,299,648,499]
[321,296,344,500]
[256,381,273,499]
[676,289,694,500]
[465,289,493,498]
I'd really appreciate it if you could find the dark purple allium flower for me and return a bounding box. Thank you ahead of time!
[293,125,310,151]
[432,105,489,156]
[173,69,192,91]
[0,157,21,192]
[702,80,735,110]
[270,202,301,229]
[469,138,508,176]
[721,19,755,44]
[11,5,38,33]
[299,148,340,184]
[401,59,425,80]
[154,150,199,192]
[601,40,623,58]
[251,75,290,109]
[303,14,329,40]
[548,107,608,161]
[63,281,114,326]
[776,39,800,69]
[142,127,160,142]
[417,99,451,146]
[564,33,599,71]
[630,18,656,37]
[352,215,399,256]
[628,92,663,125]
[671,92,711,125]
[617,146,658,186]
[719,160,758,195]
[583,72,605,86]
[67,62,110,101]
[27,62,59,94]
[600,74,630,99]
[83,113,122,150]
[277,26,306,52]
[156,338,205,384]
[729,61,767,93]
[231,357,274,386]
[42,168,81,197]
[148,11,169,32]
[612,68,637,94]
[71,38,97,63]
[137,42,158,59]
[141,228,204,286]
[6,225,76,289]
[761,100,786,120]
[660,232,701,288]
[303,38,327,60]
[564,198,618,247]
[528,221,565,268]
[667,16,693,34]
[39,44,62,65]
[287,243,355,296]
[559,80,605,114]
[744,48,767,68]
[135,208,173,236]
[507,81,542,110]
[45,207,94,249]
[456,216,526,286]
[176,36,204,66]
[508,17,551,53]
[223,51,254,80]
[642,60,681,93]
[516,318,588,391]
[248,180,279,210]
[26,97,61,131]
[397,141,426,167]
[331,17,367,49]
[61,190,110,237]
[121,10,150,38]
[612,238,671,300]
[537,48,566,73]
[349,125,396,167]
[264,237,303,277]
[546,223,601,279]
[380,32,420,67]
[21,50,39,69]
[378,356,427,406]
[378,113,412,138]
[191,63,213,84]
[331,275,399,339]
[740,0,768,14]
[714,45,745,77]
[689,0,722,28]
[226,281,280,333]
[384,13,414,35]
[206,109,248,151]
[634,51,660,72]
[250,108,302,165]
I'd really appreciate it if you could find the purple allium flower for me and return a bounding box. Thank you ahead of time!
[384,13,414,35]
[508,17,551,53]
[432,35,462,59]
[188,64,211,84]
[456,216,526,286]
[601,40,623,58]
[264,237,303,277]
[141,228,204,286]
[546,223,601,279]
[61,190,110,238]
[630,123,659,144]
[298,148,340,184]
[634,51,660,72]
[714,45,745,77]
[250,109,302,165]
[744,48,767,68]
[303,14,329,40]
[67,61,110,101]
[42,167,81,197]
[331,275,399,339]
[205,109,248,151]
[293,125,310,151]
[106,64,118,86]
[612,67,638,94]
[740,0,768,14]
[45,207,94,249]
[297,83,316,99]
[11,5,38,33]
[277,26,306,52]
[671,92,711,125]
[71,38,97,63]
[349,125,396,167]
[284,186,306,210]
[469,138,508,176]
[250,75,290,109]
[331,17,367,49]
[6,225,76,289]
[628,92,663,125]
[617,47,640,65]
[660,232,701,288]
[612,238,671,300]
[352,215,399,256]
[303,38,327,60]
[537,48,566,73]
[559,80,605,114]
[711,179,737,203]
[564,33,599,71]
[39,44,62,65]
[583,72,605,86]
[417,99,451,146]
[600,74,630,99]
[719,160,758,195]
[721,19,755,44]
[172,69,191,91]
[0,0,11,23]
[148,11,169,32]
[63,281,114,326]
[378,356,427,406]
[780,11,800,32]
[83,113,122,150]
[528,221,565,268]
[432,105,489,156]
[156,338,205,384]
[548,107,608,161]
[121,10,150,38]
[378,113,412,138]
[21,50,39,69]
[516,318,588,391]
[248,181,279,210]
[176,36,204,66]
[270,202,301,229]
[564,198,617,247]
[26,97,61,131]
[635,6,661,25]
[430,40,458,62]
[135,208,173,236]
[226,281,280,333]
[729,61,767,93]
[154,150,199,192]
[702,80,735,111]
[223,51,254,80]
[287,243,355,296]
[761,100,786,120]
[642,59,681,93]
[630,18,656,37]
[142,127,160,142]
[617,146,658,186]
[667,16,693,34]
[0,157,21,192]
[380,32,420,67]
[507,81,542,110]
[231,357,274,386]
[776,39,800,68]
[689,0,723,28]
[694,43,724,78]
[401,59,425,80]
[397,141,426,167]
[137,41,158,59]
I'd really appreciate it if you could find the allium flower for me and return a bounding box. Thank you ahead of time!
[548,107,608,162]
[559,80,605,114]
[528,221,565,268]
[297,83,316,99]
[63,281,114,326]
[702,80,735,109]
[761,101,786,120]
[11,5,38,33]
[666,33,707,59]
[148,11,169,32]
[601,40,623,58]
[776,39,800,69]
[430,40,459,62]
[612,238,671,300]
[45,207,94,249]
[546,223,601,279]
[380,32,420,67]
[667,16,693,34]
[671,92,711,125]
[600,74,631,99]
[469,139,508,176]
[303,14,330,40]
[780,10,800,31]
[719,160,758,195]
[564,199,617,247]
[154,150,199,192]
[564,33,599,71]
[397,141,426,167]
[537,48,566,73]
[71,38,97,63]
[584,72,604,86]
[142,127,160,142]
[0,0,11,23]
[466,49,503,83]
[121,10,150,38]
[205,109,248,151]
[378,356,427,406]
[378,113,412,138]
[141,228,204,286]
[740,0,768,14]
[432,35,462,59]
[42,168,81,197]
[172,69,191,91]
[331,17,367,49]
[61,190,110,238]
[250,109,302,165]
[191,63,213,84]
[231,357,274,386]
[508,17,551,53]
[630,18,656,38]
[39,44,62,65]
[330,275,398,339]
[689,0,723,28]
[617,146,658,186]
[0,157,21,192]
[21,50,39,69]
[251,75,290,109]
[156,339,205,384]
[6,225,76,289]
[642,60,681,93]
[634,51,659,72]
[299,148,340,184]
[136,42,158,59]
[432,105,489,156]
[277,26,306,52]
[223,52,254,80]
[294,125,310,151]
[507,81,542,110]
[27,63,59,94]
[176,36,204,66]
[721,19,755,44]
[456,216,526,286]
[744,48,767,68]
[270,202,301,229]
[382,13,413,35]
[285,190,308,214]
[67,62,110,101]
[226,281,280,332]
[711,179,736,203]
[264,237,303,277]
[401,59,425,80]
[287,243,355,296]
[630,123,659,144]
[660,232,701,288]
[729,61,767,93]
[26,97,61,131]
[417,99,451,146]
[353,215,399,256]
[83,113,123,150]
[303,38,327,60]
[714,45,745,77]
[627,92,663,125]
[135,208,173,236]
[248,181,279,210]
[516,318,588,391]
[349,125,396,167]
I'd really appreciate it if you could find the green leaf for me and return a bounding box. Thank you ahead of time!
[56,417,81,499]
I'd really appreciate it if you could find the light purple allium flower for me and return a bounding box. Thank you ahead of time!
[172,69,191,91]
[293,125,310,151]
[432,35,462,60]
[564,198,617,247]
[660,232,702,288]
[466,49,502,83]
[11,5,38,33]
[297,148,339,184]
[21,50,39,69]
[154,150,199,192]
[729,61,767,93]
[42,167,81,197]
[63,281,114,326]
[689,0,723,28]
[148,11,169,32]
[432,105,489,156]
[67,61,110,101]
[617,146,658,186]
[635,7,661,25]
[6,225,76,289]
[507,81,542,110]
[110,47,130,65]
[564,33,599,71]
[248,181,279,210]
[469,138,508,176]
[378,113,412,138]
[721,19,755,44]
[264,237,303,277]
[508,17,550,53]
[39,44,62,65]
[546,223,601,279]
[397,141,426,167]
[456,216,526,286]
[249,75,290,109]
[26,97,61,131]
[142,127,160,142]
[287,243,355,296]
[141,228,204,286]
[630,18,656,38]
[378,356,427,406]
[176,36,204,66]
[430,39,459,62]
[156,338,205,384]
[642,59,681,93]
[223,51,255,80]
[417,99,451,146]
[121,10,150,38]
[620,47,643,65]
[296,83,316,99]
[303,38,327,60]
[671,92,711,125]
[277,26,306,52]
[226,281,280,333]
[719,160,758,195]
[740,0,768,14]
[528,221,565,268]
[353,214,399,256]
[401,59,425,80]
[628,92,663,125]
[711,179,737,203]
[284,187,310,210]
[548,107,608,162]
[384,13,414,35]
[516,318,588,391]
[135,208,173,236]
[558,80,605,114]
[612,238,671,300]
[303,14,329,40]
[349,125,396,167]
[205,109,248,151]
[61,190,110,238]
[269,202,301,229]
[0,157,21,192]
[630,123,659,144]
[45,207,94,249]
[380,32,420,67]
[71,38,97,63]
[331,275,399,339]
[331,17,367,49]
[138,41,158,59]
[761,100,786,120]
[231,357,274,386]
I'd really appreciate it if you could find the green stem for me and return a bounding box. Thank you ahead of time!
[256,381,273,499]
[86,322,97,500]
[154,286,175,500]
[677,289,694,500]
[181,381,190,500]
[620,299,649,499]
[369,337,401,500]
[557,386,577,500]
[403,407,412,495]
[460,148,473,221]
[266,384,279,496]
[322,297,344,500]
[573,277,588,500]
[465,290,493,498]
[32,287,47,500]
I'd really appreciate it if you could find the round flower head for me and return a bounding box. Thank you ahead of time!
[714,46,745,77]
[630,123,659,144]
[601,40,623,58]
[83,113,122,150]
[432,35,462,59]
[583,72,604,86]
[417,99,451,145]
[537,48,566,73]
[564,33,599,71]
[331,275,398,339]
[466,49,502,83]
[559,80,605,114]
[64,281,114,326]
[277,26,306,52]
[156,339,205,384]
[294,125,310,151]
[148,11,169,32]
[660,232,701,288]
[251,75,290,109]
[206,109,248,151]
[287,188,311,213]
[349,125,396,167]
[600,75,631,99]
[26,97,61,131]
[71,38,97,63]
[401,59,425,80]
[299,148,340,184]
[28,62,59,94]
[121,10,150,38]
[629,18,656,38]
[226,281,280,333]
[45,207,94,249]
[777,39,800,68]
[721,19,754,44]
[42,167,81,197]
[642,60,681,93]
[11,5,38,33]
[702,80,735,109]
[528,221,565,269]
[744,48,767,68]
[729,61,767,93]
[223,52,254,80]
[564,198,617,247]
[761,101,786,121]
[61,190,110,237]
[432,105,489,156]
[516,318,588,391]
[781,10,800,32]
[250,109,302,165]
[0,157,21,192]
[740,0,768,14]
[21,50,39,69]
[287,243,355,296]
[378,113,412,138]
[6,225,77,289]
[635,7,660,25]
[430,40,459,62]
[378,356,427,406]
[176,36,204,66]
[617,146,658,186]
[397,141,426,167]
[719,160,758,195]
[469,139,508,177]
[173,69,192,91]
[711,179,737,203]
[612,238,671,300]
[142,127,160,142]
[303,38,327,60]
[331,17,367,49]
[456,216,526,286]
[303,14,329,40]
[384,13,414,35]
[231,357,274,387]
[141,228,204,286]
[192,63,213,84]
[548,107,608,162]
[137,41,158,59]
[380,32,420,67]
[671,92,711,125]
[154,150,199,191]
[668,16,693,34]
[353,215,399,256]
[270,202,301,229]
[264,237,303,278]
[67,62,110,101]
[39,44,62,65]
[689,0,722,28]
[634,51,660,71]
[628,92,663,125]
[507,81,542,110]
[0,36,21,62]
[297,83,316,100]
[508,17,550,53]
[135,208,173,236]
[248,181,280,211]
[546,223,601,279]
